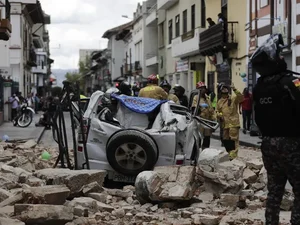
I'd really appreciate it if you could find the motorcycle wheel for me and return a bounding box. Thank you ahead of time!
[17,112,33,128]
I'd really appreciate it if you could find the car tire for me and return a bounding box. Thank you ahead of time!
[106,129,158,176]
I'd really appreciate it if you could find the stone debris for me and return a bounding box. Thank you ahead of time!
[0,141,294,224]
[135,166,197,203]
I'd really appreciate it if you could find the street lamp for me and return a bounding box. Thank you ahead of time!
[122,15,132,19]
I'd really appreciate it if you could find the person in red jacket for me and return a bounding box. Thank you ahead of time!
[239,88,253,134]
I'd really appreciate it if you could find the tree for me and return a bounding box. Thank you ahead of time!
[51,86,62,97]
[64,56,92,93]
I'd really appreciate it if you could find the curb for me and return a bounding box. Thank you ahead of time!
[211,134,260,148]
[36,127,46,144]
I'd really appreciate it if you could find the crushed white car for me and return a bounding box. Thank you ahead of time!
[76,91,218,183]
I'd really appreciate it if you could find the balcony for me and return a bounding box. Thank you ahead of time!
[146,52,158,67]
[32,65,47,74]
[33,35,43,48]
[27,48,37,67]
[134,61,142,71]
[146,4,157,27]
[0,19,12,41]
[43,31,49,42]
[172,27,205,58]
[122,63,132,76]
[199,22,239,56]
[157,0,179,10]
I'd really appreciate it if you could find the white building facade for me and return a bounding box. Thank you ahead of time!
[9,0,49,95]
[102,23,131,83]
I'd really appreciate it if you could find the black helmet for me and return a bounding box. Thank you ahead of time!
[217,82,229,93]
[173,85,185,95]
[118,81,132,96]
[250,33,287,77]
[160,80,171,90]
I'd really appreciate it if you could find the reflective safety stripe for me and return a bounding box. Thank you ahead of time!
[145,86,155,91]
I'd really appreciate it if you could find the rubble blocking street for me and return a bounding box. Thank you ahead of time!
[0,140,292,225]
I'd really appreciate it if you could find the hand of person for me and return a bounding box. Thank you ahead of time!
[230,83,235,89]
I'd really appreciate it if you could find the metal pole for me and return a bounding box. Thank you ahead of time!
[76,81,90,169]
[66,81,78,170]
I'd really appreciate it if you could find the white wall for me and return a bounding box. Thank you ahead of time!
[111,34,126,81]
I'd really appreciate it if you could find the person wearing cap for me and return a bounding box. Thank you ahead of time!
[192,81,216,149]
[138,74,168,100]
[216,82,243,159]
[160,80,180,104]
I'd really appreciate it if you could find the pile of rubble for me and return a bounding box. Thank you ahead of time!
[0,140,292,225]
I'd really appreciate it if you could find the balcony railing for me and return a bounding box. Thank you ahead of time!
[0,19,11,41]
[148,3,157,14]
[199,21,238,56]
[146,51,157,60]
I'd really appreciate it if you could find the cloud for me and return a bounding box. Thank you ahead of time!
[40,0,142,69]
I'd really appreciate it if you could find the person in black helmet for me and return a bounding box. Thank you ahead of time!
[160,80,180,104]
[173,85,188,107]
[118,81,132,96]
[251,33,300,225]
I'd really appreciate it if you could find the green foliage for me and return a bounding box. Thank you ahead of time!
[64,56,91,92]
[51,86,62,97]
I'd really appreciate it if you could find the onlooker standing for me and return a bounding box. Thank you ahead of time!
[9,93,19,121]
[218,13,228,42]
[34,94,40,114]
[240,88,253,134]
[206,18,216,28]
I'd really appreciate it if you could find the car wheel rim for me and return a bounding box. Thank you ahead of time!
[115,143,147,170]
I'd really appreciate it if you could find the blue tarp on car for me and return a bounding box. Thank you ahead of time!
[112,94,168,114]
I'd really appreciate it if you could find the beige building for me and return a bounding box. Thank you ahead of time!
[157,0,206,96]
[200,0,248,94]
[79,49,99,63]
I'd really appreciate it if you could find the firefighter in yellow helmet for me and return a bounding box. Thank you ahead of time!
[159,80,180,104]
[216,82,244,160]
[192,81,216,149]
[138,74,168,100]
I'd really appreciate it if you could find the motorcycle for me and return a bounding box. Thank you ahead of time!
[14,102,35,128]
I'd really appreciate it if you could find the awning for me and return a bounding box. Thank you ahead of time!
[47,57,54,64]
[91,51,102,60]
[25,1,44,24]
[90,64,98,71]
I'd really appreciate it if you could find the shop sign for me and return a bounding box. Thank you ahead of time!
[3,82,12,87]
[175,60,189,72]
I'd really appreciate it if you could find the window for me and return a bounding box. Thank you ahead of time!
[201,0,206,28]
[191,5,195,30]
[175,15,180,37]
[168,19,173,44]
[260,0,269,8]
[183,10,187,34]
[159,22,165,47]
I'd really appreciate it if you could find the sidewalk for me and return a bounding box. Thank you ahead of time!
[0,114,45,143]
[211,128,261,148]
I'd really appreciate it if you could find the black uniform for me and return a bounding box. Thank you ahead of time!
[253,72,300,225]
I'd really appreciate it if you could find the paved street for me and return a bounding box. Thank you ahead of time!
[39,112,75,150]
[0,114,44,142]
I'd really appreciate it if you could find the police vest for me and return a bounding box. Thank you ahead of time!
[253,73,300,137]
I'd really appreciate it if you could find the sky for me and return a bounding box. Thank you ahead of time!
[40,0,142,70]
